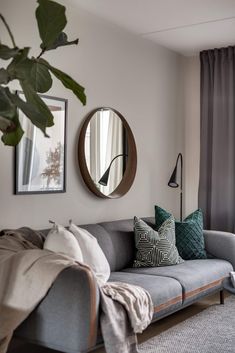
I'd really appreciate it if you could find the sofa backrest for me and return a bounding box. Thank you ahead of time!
[81,217,155,272]
[2,217,155,272]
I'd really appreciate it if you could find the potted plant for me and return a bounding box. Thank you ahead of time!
[0,0,86,146]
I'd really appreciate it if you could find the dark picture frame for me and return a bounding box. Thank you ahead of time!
[15,92,67,195]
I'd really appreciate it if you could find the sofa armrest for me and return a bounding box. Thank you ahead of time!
[204,230,235,269]
[15,265,100,353]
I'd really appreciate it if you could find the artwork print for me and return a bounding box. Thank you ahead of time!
[15,93,67,194]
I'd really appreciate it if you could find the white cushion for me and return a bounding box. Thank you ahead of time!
[44,223,83,262]
[69,222,110,285]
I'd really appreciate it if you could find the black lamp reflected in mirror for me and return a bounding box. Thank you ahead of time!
[98,154,128,186]
[168,153,183,221]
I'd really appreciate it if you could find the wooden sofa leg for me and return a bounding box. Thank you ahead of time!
[220,290,224,305]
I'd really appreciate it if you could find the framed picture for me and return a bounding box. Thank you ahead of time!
[15,93,67,194]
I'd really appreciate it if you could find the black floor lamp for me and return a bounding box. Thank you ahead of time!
[168,153,183,221]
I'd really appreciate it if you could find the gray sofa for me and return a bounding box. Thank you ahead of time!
[15,217,235,353]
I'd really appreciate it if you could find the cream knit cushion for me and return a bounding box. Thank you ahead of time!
[44,223,83,262]
[69,222,110,285]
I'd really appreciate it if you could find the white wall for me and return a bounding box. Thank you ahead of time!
[0,0,184,229]
[182,56,200,216]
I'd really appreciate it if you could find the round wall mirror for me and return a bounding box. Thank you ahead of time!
[78,108,137,198]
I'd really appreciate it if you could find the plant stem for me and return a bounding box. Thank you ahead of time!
[0,14,16,47]
[37,48,46,59]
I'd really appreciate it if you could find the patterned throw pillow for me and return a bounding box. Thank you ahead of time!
[133,216,184,267]
[155,206,207,260]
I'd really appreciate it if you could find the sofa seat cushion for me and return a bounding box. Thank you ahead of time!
[109,272,182,318]
[123,259,233,304]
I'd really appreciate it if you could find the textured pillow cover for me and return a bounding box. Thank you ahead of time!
[133,216,184,267]
[155,206,207,260]
[44,223,84,262]
[69,222,111,285]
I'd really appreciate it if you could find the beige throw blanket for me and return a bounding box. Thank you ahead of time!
[0,228,153,353]
[100,282,153,353]
[102,282,153,333]
[0,228,81,353]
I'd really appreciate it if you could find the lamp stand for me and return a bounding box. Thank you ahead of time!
[180,191,183,222]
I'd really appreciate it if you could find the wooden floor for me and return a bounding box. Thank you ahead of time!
[8,292,229,353]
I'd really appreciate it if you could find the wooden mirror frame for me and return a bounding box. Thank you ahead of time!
[78,108,137,199]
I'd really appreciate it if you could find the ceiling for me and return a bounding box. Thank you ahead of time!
[74,0,235,56]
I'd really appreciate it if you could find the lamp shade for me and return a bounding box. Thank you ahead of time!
[98,153,128,187]
[167,152,183,221]
[98,167,111,186]
[168,165,179,188]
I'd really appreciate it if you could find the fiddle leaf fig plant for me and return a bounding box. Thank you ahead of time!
[0,0,86,146]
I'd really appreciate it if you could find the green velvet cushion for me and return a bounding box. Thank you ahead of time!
[155,206,207,260]
[133,216,184,267]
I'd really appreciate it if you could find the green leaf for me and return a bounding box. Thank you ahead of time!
[7,49,51,91]
[1,110,24,146]
[30,60,52,93]
[0,86,16,119]
[20,81,54,131]
[36,0,67,50]
[7,47,33,80]
[41,60,86,105]
[41,32,79,51]
[0,44,19,60]
[0,68,9,84]
[0,115,12,131]
[10,91,51,133]
[50,65,86,105]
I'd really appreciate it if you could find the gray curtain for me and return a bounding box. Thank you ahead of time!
[199,46,235,232]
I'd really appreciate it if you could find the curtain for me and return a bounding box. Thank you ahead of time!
[89,111,102,186]
[89,111,123,195]
[199,46,235,232]
[104,111,123,195]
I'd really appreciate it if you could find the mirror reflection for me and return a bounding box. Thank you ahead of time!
[84,108,128,196]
